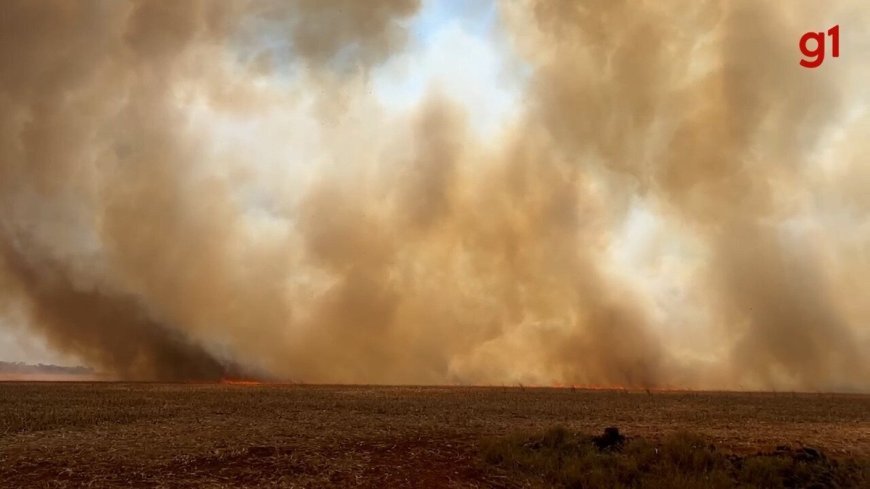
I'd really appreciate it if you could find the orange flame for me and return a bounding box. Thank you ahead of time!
[550,383,685,392]
[220,378,262,386]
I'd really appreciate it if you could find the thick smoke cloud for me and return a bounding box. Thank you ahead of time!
[509,0,869,390]
[0,0,867,390]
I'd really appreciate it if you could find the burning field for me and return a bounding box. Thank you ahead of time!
[1,383,868,487]
[1,0,870,486]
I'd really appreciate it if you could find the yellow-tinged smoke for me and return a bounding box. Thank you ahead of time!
[0,0,867,390]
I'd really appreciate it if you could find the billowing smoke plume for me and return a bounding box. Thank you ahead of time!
[0,0,867,389]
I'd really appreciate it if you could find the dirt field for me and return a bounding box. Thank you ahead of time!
[1,383,868,487]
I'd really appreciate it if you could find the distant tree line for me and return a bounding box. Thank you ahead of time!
[0,361,93,375]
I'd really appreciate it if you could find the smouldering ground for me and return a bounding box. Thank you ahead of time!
[0,383,868,487]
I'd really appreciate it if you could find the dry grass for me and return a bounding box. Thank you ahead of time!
[483,426,869,488]
[1,383,868,487]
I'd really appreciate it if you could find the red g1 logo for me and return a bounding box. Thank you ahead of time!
[800,25,840,68]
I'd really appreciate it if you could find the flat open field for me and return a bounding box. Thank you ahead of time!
[1,383,868,487]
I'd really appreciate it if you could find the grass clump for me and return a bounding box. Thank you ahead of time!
[482,427,868,488]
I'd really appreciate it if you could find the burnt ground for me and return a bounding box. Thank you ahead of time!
[0,383,868,487]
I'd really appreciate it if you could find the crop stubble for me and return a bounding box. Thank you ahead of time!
[0,383,868,487]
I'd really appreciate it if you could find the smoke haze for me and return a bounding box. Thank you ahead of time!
[1,0,868,390]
